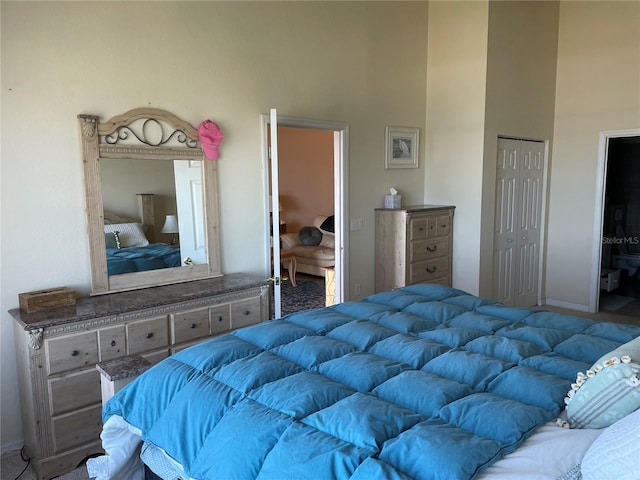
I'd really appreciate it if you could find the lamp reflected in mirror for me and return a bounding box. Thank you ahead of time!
[161,214,179,245]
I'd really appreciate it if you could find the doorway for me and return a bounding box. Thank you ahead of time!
[261,113,348,318]
[595,133,640,315]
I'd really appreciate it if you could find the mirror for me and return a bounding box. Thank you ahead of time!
[79,108,221,294]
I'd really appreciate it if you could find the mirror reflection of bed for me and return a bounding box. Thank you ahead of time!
[100,158,206,276]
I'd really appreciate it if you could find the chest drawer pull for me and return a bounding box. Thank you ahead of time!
[426,266,437,273]
[426,245,437,252]
[216,316,223,322]
[243,310,251,316]
[71,350,79,357]
[110,340,117,347]
[146,332,154,339]
[190,323,197,329]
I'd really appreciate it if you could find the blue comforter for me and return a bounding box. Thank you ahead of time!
[106,243,181,275]
[103,284,640,479]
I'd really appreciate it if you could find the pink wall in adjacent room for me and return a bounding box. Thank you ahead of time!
[277,126,334,233]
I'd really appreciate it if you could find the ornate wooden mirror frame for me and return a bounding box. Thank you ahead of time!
[78,108,222,295]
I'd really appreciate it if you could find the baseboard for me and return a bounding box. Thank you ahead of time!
[1,440,24,456]
[543,298,591,313]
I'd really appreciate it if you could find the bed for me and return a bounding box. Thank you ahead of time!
[87,283,640,480]
[103,201,182,275]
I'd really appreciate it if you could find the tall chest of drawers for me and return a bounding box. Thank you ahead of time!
[10,274,269,480]
[375,205,455,292]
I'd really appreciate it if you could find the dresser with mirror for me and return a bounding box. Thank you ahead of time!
[10,108,269,479]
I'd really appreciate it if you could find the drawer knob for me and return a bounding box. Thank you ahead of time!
[441,224,447,228]
[71,350,79,357]
[216,316,223,322]
[190,323,197,329]
[146,332,154,339]
[427,245,437,252]
[111,340,117,347]
[243,310,251,316]
[426,266,437,274]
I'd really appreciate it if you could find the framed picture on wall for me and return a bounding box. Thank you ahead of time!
[385,126,419,169]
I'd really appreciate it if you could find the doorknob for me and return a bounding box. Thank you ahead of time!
[267,274,289,286]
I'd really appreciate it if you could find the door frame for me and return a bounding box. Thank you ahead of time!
[260,113,349,307]
[589,128,640,312]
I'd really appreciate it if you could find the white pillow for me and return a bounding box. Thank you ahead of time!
[104,223,149,248]
[581,407,640,480]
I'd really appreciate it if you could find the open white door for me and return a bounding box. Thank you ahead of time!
[174,159,205,264]
[270,109,284,318]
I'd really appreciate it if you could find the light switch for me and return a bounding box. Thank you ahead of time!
[350,218,363,231]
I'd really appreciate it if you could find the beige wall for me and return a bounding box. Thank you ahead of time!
[0,1,429,450]
[277,127,334,233]
[546,1,640,310]
[425,1,560,297]
[479,1,560,298]
[425,1,490,295]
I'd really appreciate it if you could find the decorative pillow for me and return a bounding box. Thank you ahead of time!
[299,226,322,246]
[581,407,640,480]
[320,215,335,233]
[104,223,149,248]
[565,336,640,429]
[105,232,121,249]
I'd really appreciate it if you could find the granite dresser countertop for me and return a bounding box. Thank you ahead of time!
[10,273,268,331]
[96,354,152,382]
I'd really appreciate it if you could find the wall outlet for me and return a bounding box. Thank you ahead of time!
[354,283,361,296]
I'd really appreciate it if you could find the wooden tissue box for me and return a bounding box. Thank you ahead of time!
[19,287,76,313]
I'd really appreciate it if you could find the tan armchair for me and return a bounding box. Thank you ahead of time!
[279,215,335,276]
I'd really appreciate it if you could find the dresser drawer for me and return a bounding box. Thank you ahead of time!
[410,237,449,262]
[172,307,210,344]
[46,331,98,375]
[127,316,169,354]
[409,257,450,284]
[210,304,231,335]
[435,215,451,237]
[49,369,101,415]
[410,217,429,240]
[98,325,126,361]
[142,349,170,365]
[231,297,262,329]
[52,405,103,453]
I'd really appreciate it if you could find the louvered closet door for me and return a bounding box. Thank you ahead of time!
[493,138,544,307]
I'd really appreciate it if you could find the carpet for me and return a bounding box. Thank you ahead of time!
[280,278,325,316]
[1,450,89,480]
[599,294,635,312]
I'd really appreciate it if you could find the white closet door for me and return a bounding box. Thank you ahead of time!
[493,138,544,307]
[514,142,544,306]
